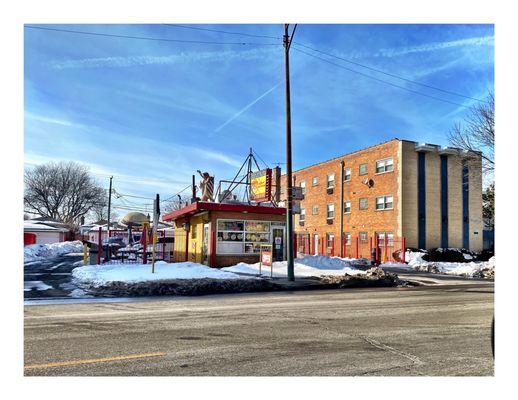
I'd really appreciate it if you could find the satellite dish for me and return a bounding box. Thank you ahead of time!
[363,178,374,188]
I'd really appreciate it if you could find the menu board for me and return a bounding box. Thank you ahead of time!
[245,221,270,233]
[218,220,244,231]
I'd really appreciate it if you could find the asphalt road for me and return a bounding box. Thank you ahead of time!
[24,281,494,376]
[24,254,84,299]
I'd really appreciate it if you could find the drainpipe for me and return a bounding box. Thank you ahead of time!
[185,218,190,262]
[340,160,345,257]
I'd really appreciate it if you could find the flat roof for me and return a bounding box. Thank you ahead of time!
[163,202,286,221]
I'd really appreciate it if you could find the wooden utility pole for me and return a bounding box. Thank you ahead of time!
[284,23,297,281]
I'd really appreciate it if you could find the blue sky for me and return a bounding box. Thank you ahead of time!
[24,24,494,212]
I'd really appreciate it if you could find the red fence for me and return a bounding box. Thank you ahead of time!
[296,233,406,264]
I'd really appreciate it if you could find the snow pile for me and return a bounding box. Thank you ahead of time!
[222,255,367,278]
[72,261,245,287]
[382,253,495,278]
[24,240,84,263]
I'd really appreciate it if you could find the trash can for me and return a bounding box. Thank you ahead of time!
[88,242,99,265]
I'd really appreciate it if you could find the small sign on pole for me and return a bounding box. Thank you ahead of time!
[259,244,273,278]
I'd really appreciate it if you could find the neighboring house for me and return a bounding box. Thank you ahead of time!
[281,138,483,253]
[24,221,68,245]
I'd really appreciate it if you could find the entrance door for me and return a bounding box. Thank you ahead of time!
[272,227,285,262]
[313,234,319,255]
[202,223,210,265]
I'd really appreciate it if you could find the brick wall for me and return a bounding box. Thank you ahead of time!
[281,139,401,253]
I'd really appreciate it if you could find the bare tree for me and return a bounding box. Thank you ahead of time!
[24,161,106,229]
[449,91,494,173]
[89,198,119,223]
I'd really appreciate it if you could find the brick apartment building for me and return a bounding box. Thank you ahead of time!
[281,138,483,256]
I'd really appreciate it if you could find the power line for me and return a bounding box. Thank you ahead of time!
[24,25,281,46]
[164,24,482,104]
[293,47,470,109]
[164,24,280,40]
[293,43,484,103]
[162,184,193,203]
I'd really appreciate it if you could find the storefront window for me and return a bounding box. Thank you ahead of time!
[216,219,272,255]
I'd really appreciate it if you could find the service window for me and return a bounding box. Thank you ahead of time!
[359,198,368,210]
[312,205,319,215]
[216,219,271,255]
[312,176,319,186]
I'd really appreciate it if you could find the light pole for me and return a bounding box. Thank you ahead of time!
[284,23,297,281]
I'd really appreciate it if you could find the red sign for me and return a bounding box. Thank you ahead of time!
[261,250,272,267]
[250,168,272,202]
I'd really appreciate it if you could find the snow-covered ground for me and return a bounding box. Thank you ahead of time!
[222,255,368,278]
[24,241,84,263]
[381,250,495,278]
[72,255,368,287]
[72,261,246,287]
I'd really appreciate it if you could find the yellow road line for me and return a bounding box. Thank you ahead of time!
[24,352,165,370]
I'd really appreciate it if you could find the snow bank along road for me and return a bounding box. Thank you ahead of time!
[24,283,494,376]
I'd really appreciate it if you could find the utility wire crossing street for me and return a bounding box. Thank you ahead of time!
[24,284,494,376]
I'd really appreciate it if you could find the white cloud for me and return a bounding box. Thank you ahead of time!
[373,35,494,58]
[47,47,278,70]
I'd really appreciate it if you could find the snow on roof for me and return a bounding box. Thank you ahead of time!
[24,222,68,232]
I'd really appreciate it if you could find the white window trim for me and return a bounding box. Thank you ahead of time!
[216,218,274,255]
[312,177,319,186]
[359,163,368,176]
[326,203,335,219]
[375,157,395,175]
[312,205,319,215]
[300,181,306,194]
[359,197,368,210]
[375,195,394,211]
[326,173,335,189]
[343,200,351,214]
[343,168,351,181]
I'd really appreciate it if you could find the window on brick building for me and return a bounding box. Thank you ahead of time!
[376,195,394,210]
[312,205,319,215]
[327,173,335,189]
[300,180,306,195]
[359,198,368,210]
[326,203,334,220]
[343,201,351,213]
[359,232,368,242]
[344,232,351,245]
[312,176,318,186]
[376,158,394,173]
[344,168,351,181]
[376,232,394,246]
[326,233,334,248]
[300,208,305,221]
[359,163,368,175]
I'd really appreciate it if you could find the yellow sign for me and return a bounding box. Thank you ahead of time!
[250,169,272,202]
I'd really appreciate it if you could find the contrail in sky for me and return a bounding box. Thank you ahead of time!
[213,82,282,133]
